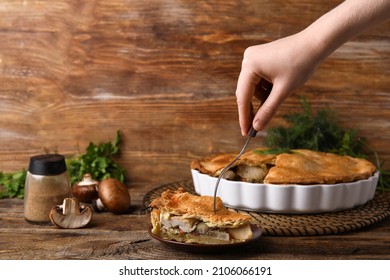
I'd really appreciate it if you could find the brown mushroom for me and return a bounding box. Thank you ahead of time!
[98,178,131,214]
[72,173,99,203]
[50,198,92,228]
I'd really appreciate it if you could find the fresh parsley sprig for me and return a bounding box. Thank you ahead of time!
[0,170,27,199]
[66,130,126,185]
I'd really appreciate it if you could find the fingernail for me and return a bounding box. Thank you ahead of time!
[253,120,263,132]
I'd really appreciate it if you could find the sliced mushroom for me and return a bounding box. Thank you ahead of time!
[98,178,131,214]
[72,173,99,203]
[50,198,92,229]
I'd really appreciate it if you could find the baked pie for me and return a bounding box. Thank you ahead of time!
[191,148,376,185]
[149,188,254,244]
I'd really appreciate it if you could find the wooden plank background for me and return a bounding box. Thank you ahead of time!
[0,0,389,194]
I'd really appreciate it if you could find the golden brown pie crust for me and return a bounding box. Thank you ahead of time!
[191,148,376,185]
[149,187,251,228]
[190,153,238,176]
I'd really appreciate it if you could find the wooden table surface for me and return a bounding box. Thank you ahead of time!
[1,189,389,260]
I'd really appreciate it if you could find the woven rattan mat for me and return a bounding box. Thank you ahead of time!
[143,180,390,236]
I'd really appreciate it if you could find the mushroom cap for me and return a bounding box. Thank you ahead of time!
[50,198,93,229]
[72,174,99,203]
[98,178,131,214]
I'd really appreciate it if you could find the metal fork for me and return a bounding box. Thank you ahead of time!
[213,79,273,213]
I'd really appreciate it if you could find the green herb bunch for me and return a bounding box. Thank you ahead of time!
[0,131,126,199]
[265,97,365,157]
[66,130,126,185]
[264,96,389,190]
[0,170,27,199]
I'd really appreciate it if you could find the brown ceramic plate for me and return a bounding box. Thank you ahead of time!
[148,224,262,254]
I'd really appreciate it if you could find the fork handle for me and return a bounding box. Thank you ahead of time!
[248,126,257,137]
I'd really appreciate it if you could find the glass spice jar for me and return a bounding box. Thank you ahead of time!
[24,154,71,223]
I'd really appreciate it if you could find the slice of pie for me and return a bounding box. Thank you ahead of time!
[149,188,254,244]
[191,148,376,184]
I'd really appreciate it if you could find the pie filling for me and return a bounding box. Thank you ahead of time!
[221,164,270,183]
[151,209,253,244]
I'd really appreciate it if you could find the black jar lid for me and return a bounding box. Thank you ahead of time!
[28,154,67,175]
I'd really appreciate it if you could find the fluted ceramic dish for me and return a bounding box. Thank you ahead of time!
[191,169,379,213]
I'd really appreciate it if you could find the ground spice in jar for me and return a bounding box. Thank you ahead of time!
[24,154,71,223]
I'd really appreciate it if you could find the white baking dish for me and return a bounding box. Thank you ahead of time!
[191,169,379,213]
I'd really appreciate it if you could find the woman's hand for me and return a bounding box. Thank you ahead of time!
[235,31,320,135]
[235,0,390,136]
